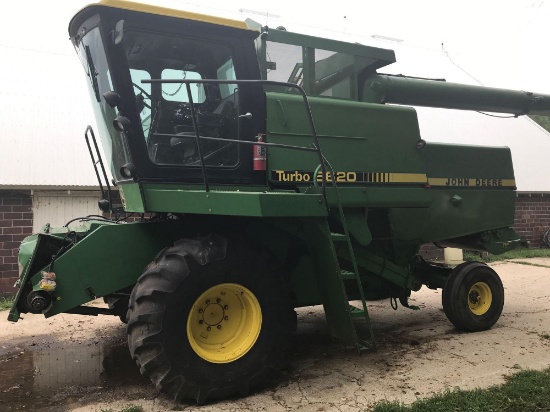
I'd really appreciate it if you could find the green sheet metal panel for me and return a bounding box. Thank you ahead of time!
[35,220,193,316]
[119,183,146,212]
[389,190,516,243]
[140,186,327,217]
[422,143,516,183]
[266,92,427,178]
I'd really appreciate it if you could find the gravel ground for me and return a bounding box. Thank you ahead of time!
[1,259,549,411]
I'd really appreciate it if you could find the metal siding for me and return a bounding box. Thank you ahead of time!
[32,193,101,232]
[0,45,102,187]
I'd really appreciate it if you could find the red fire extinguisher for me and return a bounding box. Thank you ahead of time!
[253,134,267,171]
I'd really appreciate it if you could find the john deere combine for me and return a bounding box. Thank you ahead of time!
[8,0,550,403]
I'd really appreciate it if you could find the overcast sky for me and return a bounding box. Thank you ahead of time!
[1,0,548,93]
[173,0,550,93]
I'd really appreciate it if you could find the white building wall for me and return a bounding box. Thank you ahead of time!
[0,45,100,188]
[32,191,101,232]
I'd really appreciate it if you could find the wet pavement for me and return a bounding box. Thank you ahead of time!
[0,332,149,411]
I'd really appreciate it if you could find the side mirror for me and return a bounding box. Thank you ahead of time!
[114,20,124,45]
[113,116,131,132]
[103,91,122,108]
[98,199,111,212]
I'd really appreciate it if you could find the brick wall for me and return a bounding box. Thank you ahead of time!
[513,193,550,248]
[0,190,33,296]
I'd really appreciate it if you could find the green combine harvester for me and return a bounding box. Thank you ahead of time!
[8,0,550,403]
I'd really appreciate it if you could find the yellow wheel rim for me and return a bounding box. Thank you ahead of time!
[186,283,262,364]
[468,282,492,315]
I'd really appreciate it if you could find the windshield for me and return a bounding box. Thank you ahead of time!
[124,30,239,167]
[79,26,131,181]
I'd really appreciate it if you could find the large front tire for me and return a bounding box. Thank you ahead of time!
[126,235,293,403]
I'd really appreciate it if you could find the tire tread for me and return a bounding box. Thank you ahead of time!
[126,237,292,403]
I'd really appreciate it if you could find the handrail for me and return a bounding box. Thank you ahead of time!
[183,83,210,192]
[84,125,114,213]
[151,133,319,153]
[142,78,328,198]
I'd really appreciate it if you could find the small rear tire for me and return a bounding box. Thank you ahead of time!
[442,261,504,332]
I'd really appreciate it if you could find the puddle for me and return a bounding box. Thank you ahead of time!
[0,339,148,411]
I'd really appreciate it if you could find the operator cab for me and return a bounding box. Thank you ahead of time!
[69,0,264,186]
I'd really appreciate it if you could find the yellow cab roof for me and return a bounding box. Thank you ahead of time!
[72,0,255,32]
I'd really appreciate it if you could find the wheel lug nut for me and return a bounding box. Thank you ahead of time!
[217,325,222,329]
[216,298,221,303]
[199,320,203,324]
[207,326,211,331]
[223,305,229,310]
[206,299,210,304]
[224,316,229,321]
[198,309,203,313]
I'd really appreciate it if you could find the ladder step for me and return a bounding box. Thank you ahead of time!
[340,270,357,280]
[331,232,347,242]
[349,305,367,318]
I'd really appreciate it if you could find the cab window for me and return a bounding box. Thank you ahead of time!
[125,30,239,167]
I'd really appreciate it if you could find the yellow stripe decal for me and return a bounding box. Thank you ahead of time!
[271,171,515,188]
[389,173,428,183]
[271,170,427,184]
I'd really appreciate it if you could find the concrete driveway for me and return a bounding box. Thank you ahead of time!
[1,259,549,411]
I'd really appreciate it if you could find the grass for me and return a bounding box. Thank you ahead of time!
[464,247,550,263]
[372,368,550,412]
[0,297,14,311]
